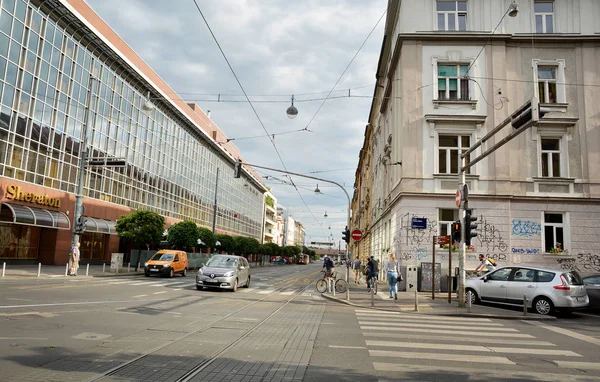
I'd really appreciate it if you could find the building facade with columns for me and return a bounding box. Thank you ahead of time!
[0,0,266,264]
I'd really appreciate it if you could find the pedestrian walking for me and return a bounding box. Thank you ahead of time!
[385,253,400,300]
[353,257,361,284]
[69,242,80,276]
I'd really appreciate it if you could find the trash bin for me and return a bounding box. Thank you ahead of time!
[110,253,124,273]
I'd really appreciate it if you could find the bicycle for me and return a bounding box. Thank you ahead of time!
[367,274,378,294]
[316,271,347,294]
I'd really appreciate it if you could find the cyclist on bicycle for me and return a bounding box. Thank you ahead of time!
[366,255,378,291]
[322,254,335,281]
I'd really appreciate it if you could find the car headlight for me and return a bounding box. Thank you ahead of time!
[144,262,148,267]
[163,264,170,268]
[224,271,234,277]
[197,269,203,275]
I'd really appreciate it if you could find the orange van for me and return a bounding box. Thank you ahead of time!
[144,250,188,278]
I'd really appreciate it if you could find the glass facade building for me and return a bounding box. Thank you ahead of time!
[0,0,265,263]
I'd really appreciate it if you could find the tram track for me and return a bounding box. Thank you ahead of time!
[88,267,322,382]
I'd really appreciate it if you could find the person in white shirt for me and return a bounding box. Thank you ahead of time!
[384,253,401,300]
[474,254,496,273]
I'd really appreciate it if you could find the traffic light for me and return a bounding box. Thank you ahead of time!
[342,226,350,243]
[465,213,478,246]
[451,220,461,243]
[233,159,242,178]
[74,216,87,235]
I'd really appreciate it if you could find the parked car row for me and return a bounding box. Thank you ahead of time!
[465,265,595,315]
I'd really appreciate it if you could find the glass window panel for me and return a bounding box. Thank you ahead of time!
[50,47,59,67]
[437,13,445,30]
[548,82,556,103]
[30,11,42,34]
[48,66,57,86]
[538,66,556,79]
[448,14,455,30]
[0,56,5,77]
[544,213,562,223]
[457,1,467,11]
[437,1,456,11]
[8,40,20,62]
[1,0,15,13]
[0,10,12,35]
[21,71,32,93]
[52,29,62,48]
[41,40,51,61]
[449,78,458,90]
[461,136,470,147]
[19,93,29,113]
[450,150,458,173]
[5,61,17,85]
[535,2,554,12]
[438,78,446,91]
[551,153,560,177]
[24,51,34,72]
[459,65,468,76]
[541,152,548,176]
[556,227,563,247]
[458,14,466,31]
[541,139,559,150]
[535,15,543,33]
[14,0,25,22]
[545,15,553,33]
[0,33,8,57]
[39,59,49,80]
[12,19,23,42]
[438,65,457,76]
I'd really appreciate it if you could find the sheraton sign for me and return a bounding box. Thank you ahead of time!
[4,185,61,208]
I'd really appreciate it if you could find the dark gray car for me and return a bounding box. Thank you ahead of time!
[583,274,600,310]
[196,255,250,292]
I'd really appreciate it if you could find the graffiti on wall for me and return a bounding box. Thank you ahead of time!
[399,247,430,262]
[511,248,540,255]
[398,213,438,247]
[511,219,542,238]
[475,216,508,253]
[555,253,600,273]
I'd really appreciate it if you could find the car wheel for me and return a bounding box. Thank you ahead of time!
[232,279,238,292]
[182,268,187,277]
[244,276,250,288]
[145,273,150,277]
[169,269,174,278]
[196,285,203,291]
[533,296,553,315]
[466,288,479,305]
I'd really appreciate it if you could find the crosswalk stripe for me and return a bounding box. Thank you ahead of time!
[167,282,190,287]
[369,350,515,364]
[358,316,501,326]
[360,325,534,338]
[355,310,492,322]
[358,320,518,332]
[362,333,556,346]
[365,340,580,356]
[258,290,274,294]
[280,291,294,295]
[554,361,600,370]
[527,321,600,347]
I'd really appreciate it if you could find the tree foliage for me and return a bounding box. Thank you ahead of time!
[166,220,199,250]
[259,242,280,257]
[197,227,215,249]
[214,234,234,253]
[115,210,164,248]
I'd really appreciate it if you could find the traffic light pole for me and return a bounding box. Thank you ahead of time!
[458,164,466,308]
[234,162,352,301]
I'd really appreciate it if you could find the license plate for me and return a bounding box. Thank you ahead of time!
[150,269,159,272]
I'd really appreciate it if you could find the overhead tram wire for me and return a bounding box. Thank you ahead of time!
[191,0,321,228]
[303,7,388,132]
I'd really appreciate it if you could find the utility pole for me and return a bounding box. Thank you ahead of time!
[212,168,219,233]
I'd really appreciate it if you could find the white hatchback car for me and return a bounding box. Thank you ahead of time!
[465,266,588,315]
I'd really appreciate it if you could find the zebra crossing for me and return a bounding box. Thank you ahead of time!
[349,309,600,379]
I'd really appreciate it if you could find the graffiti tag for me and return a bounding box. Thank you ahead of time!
[511,248,540,255]
[511,219,542,238]
[476,216,508,253]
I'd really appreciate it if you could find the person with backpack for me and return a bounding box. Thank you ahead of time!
[322,255,335,281]
[474,254,497,274]
[366,255,379,291]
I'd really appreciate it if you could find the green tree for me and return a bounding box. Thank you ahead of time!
[115,209,164,270]
[246,237,260,255]
[166,220,199,250]
[259,242,280,258]
[214,234,234,253]
[232,236,246,255]
[197,227,215,250]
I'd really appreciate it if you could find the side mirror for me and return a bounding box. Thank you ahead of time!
[200,263,205,267]
[482,276,488,282]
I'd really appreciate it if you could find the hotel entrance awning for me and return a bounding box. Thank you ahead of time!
[0,202,71,230]
[84,217,117,235]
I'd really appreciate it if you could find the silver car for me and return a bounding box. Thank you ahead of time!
[465,266,588,315]
[196,255,250,292]
[583,274,600,310]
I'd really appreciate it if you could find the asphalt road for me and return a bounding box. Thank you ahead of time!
[1,263,599,381]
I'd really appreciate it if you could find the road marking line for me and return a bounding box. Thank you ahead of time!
[359,321,518,332]
[362,333,556,346]
[280,291,294,295]
[150,283,170,287]
[554,361,600,370]
[153,291,167,295]
[361,326,534,338]
[258,290,274,294]
[527,321,600,346]
[329,345,366,349]
[133,295,147,298]
[355,310,492,322]
[173,289,181,291]
[168,282,189,287]
[0,299,166,308]
[369,350,515,364]
[0,337,48,340]
[365,340,579,356]
[359,316,500,326]
[131,281,161,286]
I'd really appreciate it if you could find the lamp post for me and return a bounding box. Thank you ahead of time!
[235,162,352,301]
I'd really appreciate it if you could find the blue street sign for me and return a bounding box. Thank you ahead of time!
[411,217,427,229]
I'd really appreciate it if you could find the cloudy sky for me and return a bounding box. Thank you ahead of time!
[85,0,388,247]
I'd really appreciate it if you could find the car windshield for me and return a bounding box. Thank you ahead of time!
[150,253,174,261]
[563,271,584,285]
[206,256,238,268]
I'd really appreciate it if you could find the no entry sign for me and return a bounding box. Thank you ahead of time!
[455,190,461,208]
[351,229,363,241]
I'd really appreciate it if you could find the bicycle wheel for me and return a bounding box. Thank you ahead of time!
[316,279,327,293]
[373,279,378,294]
[335,279,347,293]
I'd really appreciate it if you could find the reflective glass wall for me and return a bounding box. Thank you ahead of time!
[0,0,263,239]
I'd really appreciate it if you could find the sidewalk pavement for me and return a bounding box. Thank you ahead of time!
[322,276,556,320]
[0,263,144,279]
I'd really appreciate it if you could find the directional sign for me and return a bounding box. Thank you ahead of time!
[437,235,450,245]
[455,190,461,208]
[351,229,363,241]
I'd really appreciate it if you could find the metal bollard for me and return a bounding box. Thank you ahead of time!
[371,287,375,307]
[128,263,130,274]
[414,290,419,311]
[523,295,528,316]
[86,263,90,276]
[103,263,105,273]
[37,263,41,277]
[2,262,5,277]
[65,263,69,276]
[467,293,472,313]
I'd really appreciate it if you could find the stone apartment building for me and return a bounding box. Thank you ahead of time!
[352,0,600,289]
